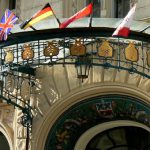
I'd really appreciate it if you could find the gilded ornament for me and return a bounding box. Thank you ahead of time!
[70,39,86,56]
[44,41,59,57]
[22,44,34,60]
[98,41,113,57]
[5,49,14,63]
[125,42,139,62]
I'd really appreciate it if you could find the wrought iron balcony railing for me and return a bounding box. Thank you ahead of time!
[0,27,149,127]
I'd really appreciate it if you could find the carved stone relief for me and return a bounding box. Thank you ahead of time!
[16,110,28,150]
[0,105,14,129]
[17,139,26,150]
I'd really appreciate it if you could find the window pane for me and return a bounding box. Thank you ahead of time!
[115,0,130,18]
[87,0,101,17]
[9,0,16,10]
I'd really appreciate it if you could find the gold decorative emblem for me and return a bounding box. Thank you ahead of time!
[22,44,34,60]
[147,51,150,67]
[70,39,86,56]
[44,41,59,57]
[125,42,139,62]
[98,41,113,57]
[5,49,14,63]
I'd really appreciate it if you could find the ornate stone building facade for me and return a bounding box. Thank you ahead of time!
[0,0,149,150]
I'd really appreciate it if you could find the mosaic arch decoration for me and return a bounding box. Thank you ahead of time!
[45,95,150,150]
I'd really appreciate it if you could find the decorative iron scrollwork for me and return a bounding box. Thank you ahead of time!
[5,49,14,63]
[125,42,139,62]
[22,44,34,60]
[98,41,113,57]
[70,39,86,56]
[21,112,32,128]
[44,41,59,57]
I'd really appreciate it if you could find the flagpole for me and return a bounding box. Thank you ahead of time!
[30,26,36,31]
[89,0,93,28]
[49,3,61,26]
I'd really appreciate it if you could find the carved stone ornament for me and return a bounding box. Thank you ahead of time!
[44,41,59,57]
[98,41,113,57]
[125,42,139,62]
[20,79,30,100]
[147,51,150,67]
[22,43,34,60]
[70,39,86,56]
[5,74,15,92]
[4,49,14,63]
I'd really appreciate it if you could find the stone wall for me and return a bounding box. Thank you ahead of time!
[135,0,150,21]
[31,62,150,149]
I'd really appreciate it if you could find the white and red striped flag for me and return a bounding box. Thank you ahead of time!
[112,4,136,37]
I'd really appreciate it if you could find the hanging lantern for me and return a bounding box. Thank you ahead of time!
[125,42,139,62]
[5,49,14,63]
[98,41,113,57]
[70,39,86,56]
[75,55,91,82]
[43,41,59,57]
[22,43,34,60]
[147,51,150,67]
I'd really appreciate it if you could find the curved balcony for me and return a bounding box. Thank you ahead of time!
[0,18,149,127]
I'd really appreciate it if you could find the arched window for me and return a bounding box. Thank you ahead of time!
[86,126,150,150]
[0,132,10,150]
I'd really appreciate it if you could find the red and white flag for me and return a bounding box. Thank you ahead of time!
[112,4,136,37]
[60,3,92,28]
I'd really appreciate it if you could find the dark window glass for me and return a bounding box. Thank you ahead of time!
[0,132,10,150]
[86,126,150,150]
[9,0,16,10]
[115,0,130,18]
[87,0,101,17]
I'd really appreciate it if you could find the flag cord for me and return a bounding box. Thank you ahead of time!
[49,3,61,26]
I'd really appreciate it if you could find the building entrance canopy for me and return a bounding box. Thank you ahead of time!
[11,18,150,35]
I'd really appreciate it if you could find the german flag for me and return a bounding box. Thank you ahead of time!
[20,3,54,30]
